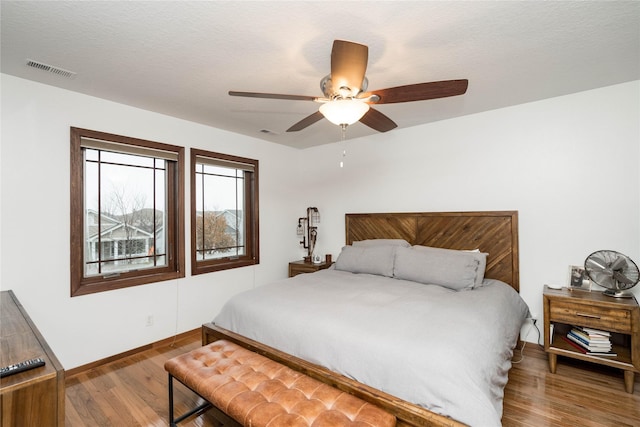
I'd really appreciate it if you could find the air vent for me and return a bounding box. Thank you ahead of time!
[26,59,76,78]
[259,129,279,136]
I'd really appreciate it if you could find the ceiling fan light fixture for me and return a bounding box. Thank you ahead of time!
[229,40,467,134]
[319,99,370,126]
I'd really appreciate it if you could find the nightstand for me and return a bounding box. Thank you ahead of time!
[543,285,639,393]
[288,260,332,277]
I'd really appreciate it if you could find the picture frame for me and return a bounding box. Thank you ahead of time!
[568,265,590,290]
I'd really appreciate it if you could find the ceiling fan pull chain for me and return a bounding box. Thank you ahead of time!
[340,124,348,168]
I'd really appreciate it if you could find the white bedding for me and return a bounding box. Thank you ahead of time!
[214,269,529,426]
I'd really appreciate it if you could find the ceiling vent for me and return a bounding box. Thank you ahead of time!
[259,129,279,136]
[26,59,76,78]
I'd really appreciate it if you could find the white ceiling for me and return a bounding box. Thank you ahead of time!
[2,1,638,149]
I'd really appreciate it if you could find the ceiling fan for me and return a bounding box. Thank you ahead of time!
[229,40,469,133]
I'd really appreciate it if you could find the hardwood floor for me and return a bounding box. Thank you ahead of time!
[502,341,639,426]
[65,332,218,427]
[65,334,640,426]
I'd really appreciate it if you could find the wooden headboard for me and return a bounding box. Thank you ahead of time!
[345,211,519,291]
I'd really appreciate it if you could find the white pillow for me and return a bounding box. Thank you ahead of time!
[352,239,411,248]
[412,246,488,286]
[334,245,396,277]
[463,249,489,286]
[393,246,480,290]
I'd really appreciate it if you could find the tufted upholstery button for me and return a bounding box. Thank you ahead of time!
[165,340,396,427]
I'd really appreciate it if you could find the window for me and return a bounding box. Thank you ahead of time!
[70,128,184,296]
[190,148,259,275]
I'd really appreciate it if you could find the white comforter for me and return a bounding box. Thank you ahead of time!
[214,269,529,426]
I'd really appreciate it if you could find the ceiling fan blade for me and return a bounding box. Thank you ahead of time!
[359,107,398,132]
[229,91,318,102]
[363,79,469,104]
[286,111,325,132]
[331,40,368,93]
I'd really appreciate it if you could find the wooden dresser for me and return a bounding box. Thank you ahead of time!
[1,290,65,426]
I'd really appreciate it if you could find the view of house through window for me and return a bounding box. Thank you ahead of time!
[191,149,259,275]
[194,164,244,260]
[84,149,168,276]
[70,128,185,296]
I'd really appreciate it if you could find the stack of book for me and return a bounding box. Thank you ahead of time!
[563,326,617,356]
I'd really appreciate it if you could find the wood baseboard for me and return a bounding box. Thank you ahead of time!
[65,328,200,380]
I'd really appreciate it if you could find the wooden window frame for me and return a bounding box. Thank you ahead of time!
[70,127,185,297]
[190,148,259,276]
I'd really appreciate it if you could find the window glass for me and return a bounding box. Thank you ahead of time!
[191,149,258,275]
[84,150,167,277]
[70,128,184,296]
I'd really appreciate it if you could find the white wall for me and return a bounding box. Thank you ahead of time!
[298,81,640,341]
[2,74,638,370]
[0,74,304,369]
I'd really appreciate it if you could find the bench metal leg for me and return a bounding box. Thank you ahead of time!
[168,373,212,426]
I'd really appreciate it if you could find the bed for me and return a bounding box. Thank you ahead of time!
[203,211,529,427]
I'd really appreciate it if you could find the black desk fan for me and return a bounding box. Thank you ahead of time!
[584,250,640,298]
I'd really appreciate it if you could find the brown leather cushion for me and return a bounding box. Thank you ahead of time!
[165,340,396,427]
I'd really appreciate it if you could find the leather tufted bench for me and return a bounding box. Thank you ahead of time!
[164,339,396,427]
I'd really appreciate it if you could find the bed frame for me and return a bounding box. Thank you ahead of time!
[203,210,519,427]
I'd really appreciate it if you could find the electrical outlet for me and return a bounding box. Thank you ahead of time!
[527,313,538,322]
[145,315,154,327]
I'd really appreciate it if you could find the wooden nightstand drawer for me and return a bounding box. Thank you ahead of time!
[550,300,632,333]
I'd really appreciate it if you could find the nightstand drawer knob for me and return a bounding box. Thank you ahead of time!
[576,312,601,319]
